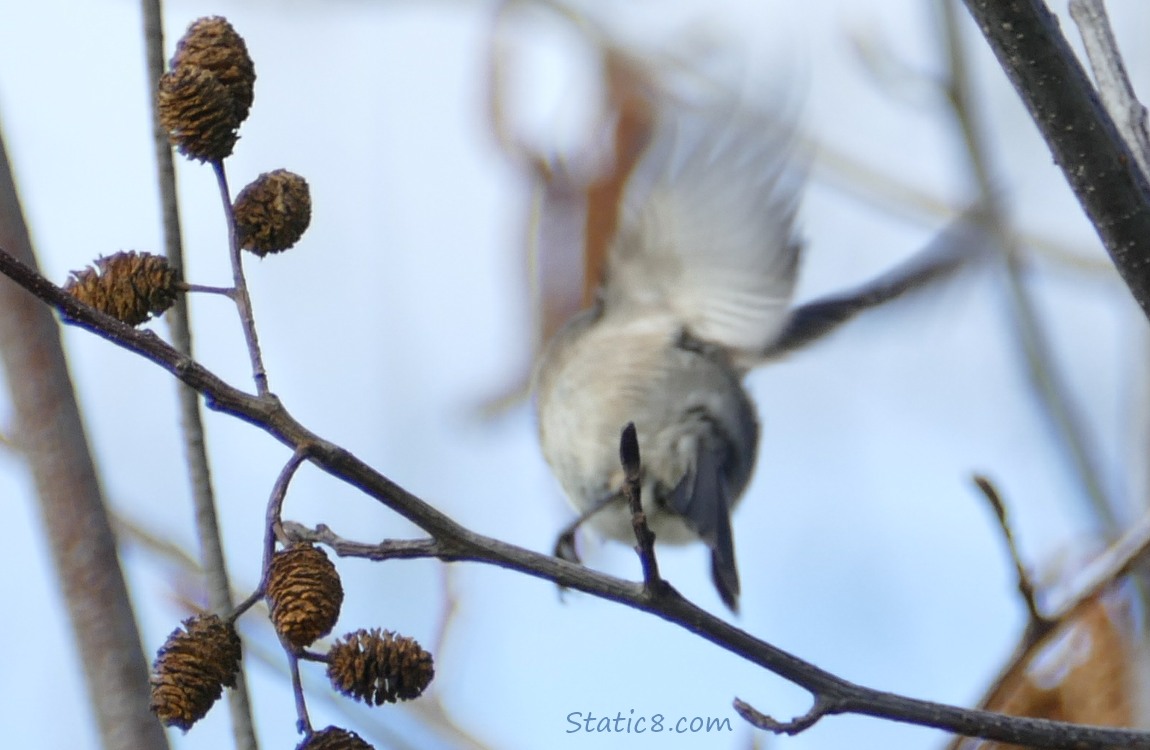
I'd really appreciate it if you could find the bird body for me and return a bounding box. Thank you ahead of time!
[536,305,760,545]
[534,89,985,611]
[535,98,802,610]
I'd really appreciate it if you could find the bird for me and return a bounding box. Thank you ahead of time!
[533,86,987,612]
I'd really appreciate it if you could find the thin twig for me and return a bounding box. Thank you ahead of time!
[733,696,843,736]
[262,447,313,584]
[230,590,263,623]
[4,251,1150,748]
[619,422,663,592]
[971,476,1052,641]
[288,652,313,735]
[213,160,270,395]
[181,282,237,297]
[297,649,328,663]
[282,523,442,561]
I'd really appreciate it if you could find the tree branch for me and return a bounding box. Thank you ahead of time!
[2,250,1149,748]
[1068,0,1150,176]
[960,0,1150,320]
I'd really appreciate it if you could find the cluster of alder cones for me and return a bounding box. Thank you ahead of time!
[60,17,434,750]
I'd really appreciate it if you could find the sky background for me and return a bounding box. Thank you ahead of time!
[1,0,1148,748]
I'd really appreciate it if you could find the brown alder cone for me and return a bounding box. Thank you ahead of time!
[158,16,255,162]
[297,726,375,750]
[170,16,256,124]
[157,65,240,162]
[266,544,344,649]
[327,628,435,705]
[64,251,181,326]
[233,169,312,256]
[149,614,242,730]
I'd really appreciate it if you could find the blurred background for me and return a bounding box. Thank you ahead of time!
[1,0,1148,748]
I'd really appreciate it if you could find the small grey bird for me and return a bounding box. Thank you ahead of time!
[534,93,985,612]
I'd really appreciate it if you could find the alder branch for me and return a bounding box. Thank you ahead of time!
[2,251,1148,748]
[960,0,1150,321]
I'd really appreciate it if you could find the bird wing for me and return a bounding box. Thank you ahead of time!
[601,98,805,361]
[762,205,994,358]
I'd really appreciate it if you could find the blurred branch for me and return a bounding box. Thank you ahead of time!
[810,119,1109,277]
[942,0,1116,532]
[1067,0,1150,177]
[1048,509,1150,623]
[3,250,1147,747]
[139,2,260,747]
[1068,0,1150,535]
[0,131,167,747]
[960,0,1150,320]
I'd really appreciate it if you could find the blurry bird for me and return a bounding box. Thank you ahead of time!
[534,88,988,612]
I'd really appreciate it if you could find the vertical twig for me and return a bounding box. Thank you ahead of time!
[0,129,168,747]
[619,423,662,590]
[941,0,1117,533]
[288,652,313,736]
[971,476,1052,641]
[140,3,260,748]
[213,160,270,395]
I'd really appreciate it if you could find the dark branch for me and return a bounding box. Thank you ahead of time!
[734,696,842,735]
[2,248,1149,748]
[960,0,1150,320]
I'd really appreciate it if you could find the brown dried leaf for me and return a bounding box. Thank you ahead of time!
[950,588,1144,750]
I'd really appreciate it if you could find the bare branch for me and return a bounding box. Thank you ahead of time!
[960,0,1150,321]
[263,448,313,582]
[1068,0,1150,177]
[733,696,840,735]
[288,652,313,735]
[213,161,270,395]
[619,422,664,593]
[972,476,1052,641]
[3,249,1150,747]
